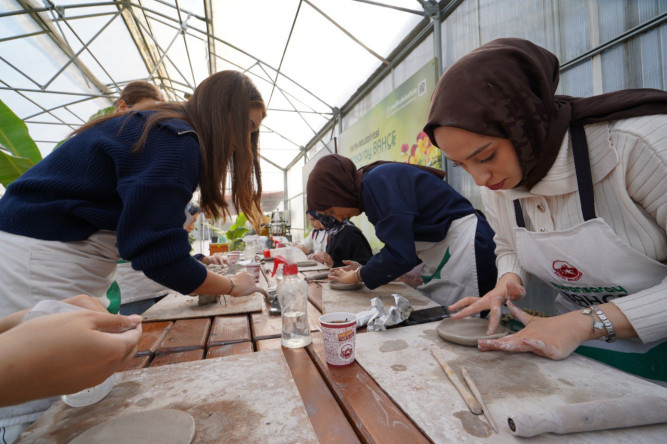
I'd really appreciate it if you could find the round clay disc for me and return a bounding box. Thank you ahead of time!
[436,317,509,346]
[329,281,363,291]
[297,260,318,267]
[69,409,195,444]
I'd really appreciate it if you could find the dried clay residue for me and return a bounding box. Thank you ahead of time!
[453,410,492,438]
[172,400,263,442]
[380,339,409,352]
[448,355,555,398]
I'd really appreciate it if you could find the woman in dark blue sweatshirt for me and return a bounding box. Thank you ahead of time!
[307,154,497,307]
[0,71,265,317]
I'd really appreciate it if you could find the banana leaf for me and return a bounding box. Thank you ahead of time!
[0,150,35,187]
[0,99,42,164]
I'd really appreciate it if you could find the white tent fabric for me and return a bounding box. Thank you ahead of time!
[0,0,427,192]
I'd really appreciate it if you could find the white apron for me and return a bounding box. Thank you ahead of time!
[415,213,479,307]
[0,229,120,435]
[513,125,667,381]
[0,229,120,318]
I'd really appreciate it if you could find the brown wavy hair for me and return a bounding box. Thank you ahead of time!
[73,71,265,228]
[118,81,164,107]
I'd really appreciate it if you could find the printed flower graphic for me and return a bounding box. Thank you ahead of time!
[402,131,441,169]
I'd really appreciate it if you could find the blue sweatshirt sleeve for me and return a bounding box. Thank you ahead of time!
[358,171,421,289]
[114,125,207,294]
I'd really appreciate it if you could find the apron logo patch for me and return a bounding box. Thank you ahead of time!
[553,260,582,282]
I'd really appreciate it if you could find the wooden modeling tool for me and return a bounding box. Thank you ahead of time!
[431,350,482,415]
[461,367,498,433]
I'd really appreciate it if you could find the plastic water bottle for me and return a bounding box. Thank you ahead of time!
[275,253,311,348]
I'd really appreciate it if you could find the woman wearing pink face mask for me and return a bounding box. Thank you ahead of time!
[424,38,667,382]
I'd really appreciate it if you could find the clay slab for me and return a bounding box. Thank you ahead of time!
[436,317,509,346]
[69,409,195,444]
[329,281,364,291]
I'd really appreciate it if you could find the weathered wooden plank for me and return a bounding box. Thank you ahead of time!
[206,342,254,358]
[157,318,211,353]
[207,315,251,346]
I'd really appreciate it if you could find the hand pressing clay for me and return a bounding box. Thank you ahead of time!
[69,409,196,444]
[436,317,509,346]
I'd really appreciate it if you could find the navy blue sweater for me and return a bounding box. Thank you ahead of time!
[0,111,208,294]
[358,163,496,292]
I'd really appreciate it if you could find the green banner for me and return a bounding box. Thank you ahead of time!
[337,59,439,252]
[339,58,440,169]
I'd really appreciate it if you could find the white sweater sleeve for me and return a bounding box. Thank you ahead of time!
[609,120,667,343]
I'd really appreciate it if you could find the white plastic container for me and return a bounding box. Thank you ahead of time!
[276,253,311,348]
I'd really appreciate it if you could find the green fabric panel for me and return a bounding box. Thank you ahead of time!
[422,247,450,284]
[575,341,667,382]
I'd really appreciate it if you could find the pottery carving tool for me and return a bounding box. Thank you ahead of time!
[507,395,667,437]
[431,350,482,415]
[461,367,498,433]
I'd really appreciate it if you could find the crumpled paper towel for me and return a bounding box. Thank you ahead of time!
[356,294,413,331]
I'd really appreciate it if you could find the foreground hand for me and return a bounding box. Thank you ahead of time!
[229,271,259,296]
[310,252,333,267]
[0,294,107,334]
[328,268,358,284]
[449,273,525,334]
[334,260,362,272]
[228,272,268,299]
[0,310,142,407]
[478,300,590,360]
[62,294,109,312]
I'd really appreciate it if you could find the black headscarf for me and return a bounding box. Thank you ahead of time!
[424,38,667,189]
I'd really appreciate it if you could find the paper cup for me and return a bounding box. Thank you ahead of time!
[227,251,240,264]
[246,262,261,283]
[319,312,357,367]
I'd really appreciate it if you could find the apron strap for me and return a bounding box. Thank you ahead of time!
[513,124,596,227]
[513,200,526,228]
[570,125,596,221]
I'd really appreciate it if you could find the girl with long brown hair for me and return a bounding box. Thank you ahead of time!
[0,70,266,318]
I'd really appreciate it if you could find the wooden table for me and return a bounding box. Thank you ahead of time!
[20,266,666,443]
[125,268,428,443]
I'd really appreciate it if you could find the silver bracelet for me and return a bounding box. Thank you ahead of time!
[355,267,363,283]
[581,307,605,339]
[589,305,616,343]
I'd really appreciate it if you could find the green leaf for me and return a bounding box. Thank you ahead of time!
[88,106,115,122]
[0,99,42,164]
[230,212,248,230]
[0,150,35,187]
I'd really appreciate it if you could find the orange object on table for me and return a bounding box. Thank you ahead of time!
[209,243,229,254]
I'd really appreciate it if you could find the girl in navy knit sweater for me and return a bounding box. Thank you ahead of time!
[0,71,266,317]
